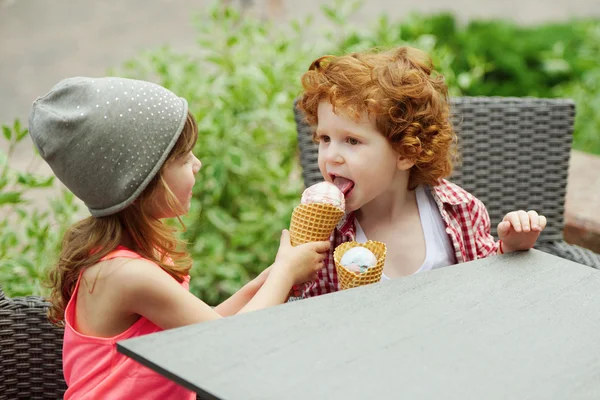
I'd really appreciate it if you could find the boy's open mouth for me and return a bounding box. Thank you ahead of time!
[331,175,355,198]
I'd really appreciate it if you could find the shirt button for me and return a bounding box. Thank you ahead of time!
[445,228,452,234]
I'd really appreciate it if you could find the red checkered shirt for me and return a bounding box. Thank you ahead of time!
[301,179,499,298]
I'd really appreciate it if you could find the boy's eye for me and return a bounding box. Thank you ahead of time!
[347,137,360,145]
[319,135,331,143]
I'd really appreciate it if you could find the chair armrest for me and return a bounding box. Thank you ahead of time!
[535,241,600,269]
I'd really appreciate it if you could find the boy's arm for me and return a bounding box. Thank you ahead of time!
[471,197,500,259]
[471,197,547,257]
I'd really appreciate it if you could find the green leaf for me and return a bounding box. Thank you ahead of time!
[205,207,238,235]
[2,125,11,141]
[0,191,24,205]
[16,127,28,142]
[16,173,54,188]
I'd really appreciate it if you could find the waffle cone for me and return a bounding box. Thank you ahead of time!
[287,203,344,299]
[289,203,344,246]
[334,241,387,290]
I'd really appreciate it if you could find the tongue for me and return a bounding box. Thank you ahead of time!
[333,177,354,196]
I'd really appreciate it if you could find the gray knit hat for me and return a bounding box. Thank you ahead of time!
[29,76,189,217]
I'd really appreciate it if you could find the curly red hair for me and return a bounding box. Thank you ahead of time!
[297,46,457,189]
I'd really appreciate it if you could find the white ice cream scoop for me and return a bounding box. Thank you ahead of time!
[340,246,377,273]
[300,181,345,211]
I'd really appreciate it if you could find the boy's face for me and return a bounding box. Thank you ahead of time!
[316,101,409,213]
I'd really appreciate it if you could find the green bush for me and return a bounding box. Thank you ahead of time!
[0,121,80,296]
[329,12,600,153]
[111,6,331,304]
[1,2,599,302]
[554,22,600,155]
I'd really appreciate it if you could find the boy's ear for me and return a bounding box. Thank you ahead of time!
[397,156,415,171]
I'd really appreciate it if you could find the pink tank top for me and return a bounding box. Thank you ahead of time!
[62,247,196,399]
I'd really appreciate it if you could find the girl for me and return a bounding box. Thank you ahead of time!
[29,76,329,399]
[295,46,547,298]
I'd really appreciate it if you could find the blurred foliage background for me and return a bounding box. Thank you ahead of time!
[2,1,599,303]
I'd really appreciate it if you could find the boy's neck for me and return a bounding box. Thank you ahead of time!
[356,182,417,227]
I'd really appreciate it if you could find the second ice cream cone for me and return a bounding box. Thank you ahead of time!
[334,241,387,290]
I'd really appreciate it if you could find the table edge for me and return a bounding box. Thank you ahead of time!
[116,341,221,400]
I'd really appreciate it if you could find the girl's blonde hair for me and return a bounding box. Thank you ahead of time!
[46,111,198,326]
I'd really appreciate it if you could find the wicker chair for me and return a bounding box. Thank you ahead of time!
[294,96,600,268]
[0,286,66,399]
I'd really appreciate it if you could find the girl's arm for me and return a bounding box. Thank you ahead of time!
[213,267,270,317]
[236,269,295,313]
[213,263,308,316]
[232,230,329,314]
[215,231,329,315]
[119,259,296,329]
[117,232,328,329]
[118,259,222,330]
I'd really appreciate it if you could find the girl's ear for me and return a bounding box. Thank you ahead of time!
[397,155,415,171]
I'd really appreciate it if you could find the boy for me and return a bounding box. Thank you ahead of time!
[296,46,546,297]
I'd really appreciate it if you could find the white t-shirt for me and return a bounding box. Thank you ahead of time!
[354,185,456,280]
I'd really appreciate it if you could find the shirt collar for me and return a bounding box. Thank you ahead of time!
[337,211,356,238]
[431,179,470,206]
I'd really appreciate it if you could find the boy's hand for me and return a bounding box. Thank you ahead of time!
[497,210,547,253]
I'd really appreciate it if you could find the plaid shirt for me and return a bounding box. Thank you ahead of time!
[302,179,499,298]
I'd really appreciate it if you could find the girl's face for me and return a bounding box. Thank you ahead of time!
[316,101,411,213]
[148,151,202,219]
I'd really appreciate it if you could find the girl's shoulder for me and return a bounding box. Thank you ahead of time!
[75,256,168,337]
[95,246,186,283]
[99,245,143,261]
[101,256,180,289]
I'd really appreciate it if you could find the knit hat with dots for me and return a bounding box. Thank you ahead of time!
[29,76,189,217]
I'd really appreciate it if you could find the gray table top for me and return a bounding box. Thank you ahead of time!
[117,249,600,400]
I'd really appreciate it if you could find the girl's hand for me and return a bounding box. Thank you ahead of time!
[272,229,330,286]
[497,210,547,253]
[231,231,330,314]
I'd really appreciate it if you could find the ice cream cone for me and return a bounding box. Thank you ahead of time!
[287,203,344,298]
[334,241,387,290]
[289,203,344,246]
